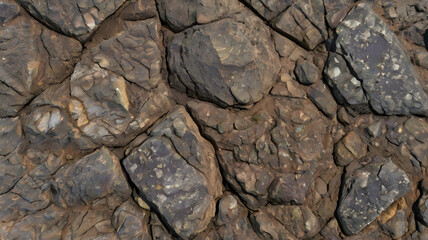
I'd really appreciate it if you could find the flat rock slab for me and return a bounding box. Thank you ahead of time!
[17,0,126,39]
[331,3,428,116]
[123,106,222,239]
[337,157,411,235]
[168,11,280,107]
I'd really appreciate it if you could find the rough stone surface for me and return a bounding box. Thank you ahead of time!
[1,0,428,239]
[168,12,280,107]
[337,157,412,235]
[123,107,222,238]
[331,3,428,116]
[16,0,126,39]
[272,0,327,50]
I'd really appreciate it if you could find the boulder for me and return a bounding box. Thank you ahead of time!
[16,0,126,39]
[337,157,412,235]
[123,106,223,239]
[331,3,428,116]
[168,11,280,107]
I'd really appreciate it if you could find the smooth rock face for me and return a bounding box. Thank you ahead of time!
[272,0,327,50]
[156,0,242,32]
[168,12,280,107]
[0,4,81,117]
[16,0,126,39]
[52,147,131,208]
[123,107,222,239]
[294,59,320,85]
[0,1,19,25]
[332,3,428,116]
[337,157,412,235]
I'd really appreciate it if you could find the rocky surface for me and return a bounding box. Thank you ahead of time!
[1,0,428,239]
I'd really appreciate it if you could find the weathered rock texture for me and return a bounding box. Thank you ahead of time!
[1,0,428,239]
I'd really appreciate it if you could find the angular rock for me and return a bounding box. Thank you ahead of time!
[112,199,151,240]
[250,209,297,240]
[52,147,131,208]
[0,117,22,156]
[0,1,19,25]
[156,0,242,32]
[380,209,408,239]
[308,82,338,118]
[242,0,293,21]
[324,0,355,28]
[216,194,260,239]
[168,12,280,107]
[415,51,428,69]
[16,0,126,39]
[324,53,370,113]
[332,3,428,116]
[0,151,25,194]
[337,157,412,235]
[268,172,312,204]
[90,19,163,90]
[70,60,172,146]
[123,107,222,239]
[334,131,367,166]
[294,59,320,85]
[0,6,81,117]
[272,0,327,50]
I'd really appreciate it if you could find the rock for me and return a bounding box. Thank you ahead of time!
[111,199,151,240]
[324,0,355,28]
[337,157,412,235]
[270,72,306,98]
[415,51,428,69]
[16,0,126,39]
[70,60,172,146]
[272,0,327,50]
[251,205,320,239]
[156,0,242,32]
[0,117,22,156]
[308,82,338,118]
[268,172,312,204]
[324,53,370,113]
[52,147,131,208]
[0,1,19,25]
[168,11,280,107]
[216,194,260,239]
[366,120,385,138]
[90,19,163,90]
[0,7,81,117]
[380,210,408,239]
[0,151,25,194]
[294,59,320,85]
[242,0,293,21]
[123,106,222,239]
[334,131,367,166]
[332,3,428,116]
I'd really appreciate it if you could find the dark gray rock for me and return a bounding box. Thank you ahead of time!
[308,82,338,118]
[324,53,370,113]
[272,0,327,50]
[112,199,151,240]
[52,147,131,208]
[0,1,19,25]
[156,0,242,32]
[333,3,428,116]
[0,9,81,117]
[0,151,25,194]
[337,157,412,235]
[380,209,408,239]
[16,0,126,39]
[242,0,293,21]
[0,117,22,156]
[123,107,222,239]
[294,59,320,85]
[417,179,428,228]
[168,12,280,107]
[91,19,163,90]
